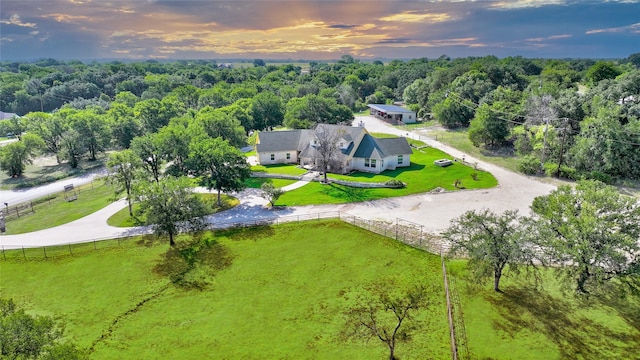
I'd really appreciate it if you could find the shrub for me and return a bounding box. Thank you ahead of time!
[385,179,405,188]
[517,155,541,175]
[587,171,613,184]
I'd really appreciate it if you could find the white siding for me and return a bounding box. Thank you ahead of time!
[401,112,417,123]
[257,151,298,165]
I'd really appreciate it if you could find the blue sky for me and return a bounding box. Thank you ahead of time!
[1,0,638,61]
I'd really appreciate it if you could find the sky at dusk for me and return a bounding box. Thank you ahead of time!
[1,0,639,61]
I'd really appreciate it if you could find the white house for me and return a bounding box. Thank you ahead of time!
[255,124,412,174]
[367,104,417,124]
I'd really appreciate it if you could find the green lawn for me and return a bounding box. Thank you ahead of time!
[3,180,116,234]
[106,193,240,227]
[429,128,521,172]
[446,260,640,359]
[251,163,308,175]
[0,221,450,359]
[244,177,298,189]
[277,145,497,206]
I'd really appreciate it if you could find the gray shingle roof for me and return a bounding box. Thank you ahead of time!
[256,130,302,152]
[256,124,410,159]
[353,134,412,158]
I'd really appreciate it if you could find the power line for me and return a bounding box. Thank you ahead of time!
[444,91,640,146]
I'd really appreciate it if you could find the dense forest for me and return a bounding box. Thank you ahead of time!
[1,53,639,183]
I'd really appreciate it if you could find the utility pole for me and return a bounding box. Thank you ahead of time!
[555,118,570,178]
[540,117,549,172]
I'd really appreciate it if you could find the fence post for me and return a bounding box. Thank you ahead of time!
[2,246,5,261]
[68,243,73,256]
[43,246,47,259]
[395,218,398,240]
[442,253,458,360]
[22,246,26,260]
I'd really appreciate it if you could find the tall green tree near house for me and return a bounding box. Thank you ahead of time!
[250,92,284,131]
[196,106,247,148]
[187,136,251,206]
[137,176,207,247]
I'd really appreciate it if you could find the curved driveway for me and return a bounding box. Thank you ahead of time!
[0,116,556,249]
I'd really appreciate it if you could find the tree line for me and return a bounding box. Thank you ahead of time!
[2,53,639,182]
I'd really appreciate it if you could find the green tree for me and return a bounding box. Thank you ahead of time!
[468,102,510,147]
[155,118,195,176]
[432,96,474,128]
[0,115,27,139]
[443,209,541,292]
[108,102,141,149]
[67,109,110,161]
[26,112,67,163]
[532,180,640,294]
[0,133,45,177]
[250,92,284,131]
[187,136,251,206]
[131,134,165,183]
[106,149,143,216]
[284,94,353,129]
[260,181,285,207]
[137,177,207,247]
[569,103,639,180]
[196,106,247,148]
[585,61,622,86]
[342,281,431,360]
[60,129,85,169]
[0,298,86,360]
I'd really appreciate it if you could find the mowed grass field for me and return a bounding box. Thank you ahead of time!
[0,220,451,359]
[2,220,639,359]
[446,261,640,359]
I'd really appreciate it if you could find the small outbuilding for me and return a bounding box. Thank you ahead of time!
[367,104,417,124]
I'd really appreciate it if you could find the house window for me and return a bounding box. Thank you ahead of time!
[398,155,403,164]
[270,154,275,161]
[364,159,370,168]
[370,159,376,168]
[286,153,291,160]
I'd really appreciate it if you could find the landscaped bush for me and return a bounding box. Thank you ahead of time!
[384,179,405,188]
[517,155,541,175]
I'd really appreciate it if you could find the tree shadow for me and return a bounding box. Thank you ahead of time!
[322,183,367,202]
[487,287,640,359]
[152,234,234,290]
[37,162,69,175]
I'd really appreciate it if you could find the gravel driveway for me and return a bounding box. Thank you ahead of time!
[0,116,556,248]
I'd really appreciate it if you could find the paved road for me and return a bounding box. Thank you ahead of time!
[0,168,106,205]
[0,116,556,249]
